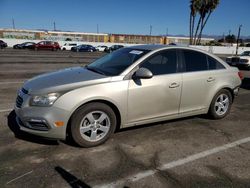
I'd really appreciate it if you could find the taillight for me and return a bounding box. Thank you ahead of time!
[238,71,244,80]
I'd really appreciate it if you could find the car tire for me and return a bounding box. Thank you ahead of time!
[208,89,232,119]
[70,102,117,147]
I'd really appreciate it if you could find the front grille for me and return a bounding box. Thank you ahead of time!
[21,88,28,94]
[231,57,240,63]
[16,95,23,108]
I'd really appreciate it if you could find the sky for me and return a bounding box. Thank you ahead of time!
[0,0,249,37]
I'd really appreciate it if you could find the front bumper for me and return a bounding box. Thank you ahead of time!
[235,64,250,71]
[15,105,70,140]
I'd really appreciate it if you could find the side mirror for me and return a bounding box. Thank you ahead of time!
[133,67,153,79]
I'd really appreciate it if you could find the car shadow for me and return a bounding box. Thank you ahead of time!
[241,78,250,90]
[55,166,91,188]
[7,110,59,146]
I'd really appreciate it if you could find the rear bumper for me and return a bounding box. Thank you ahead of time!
[233,86,240,96]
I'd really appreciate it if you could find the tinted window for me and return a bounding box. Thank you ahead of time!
[183,50,207,72]
[207,56,225,70]
[141,50,177,75]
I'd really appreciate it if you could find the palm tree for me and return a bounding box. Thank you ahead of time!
[189,0,220,45]
[189,0,201,45]
[197,0,220,44]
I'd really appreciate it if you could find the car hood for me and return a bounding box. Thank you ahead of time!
[23,67,111,95]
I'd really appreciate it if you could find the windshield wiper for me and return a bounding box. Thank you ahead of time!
[85,65,106,76]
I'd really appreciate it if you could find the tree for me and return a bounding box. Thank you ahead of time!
[225,34,236,43]
[189,0,220,45]
[189,0,201,44]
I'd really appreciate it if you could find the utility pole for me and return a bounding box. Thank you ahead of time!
[12,18,15,29]
[236,25,242,56]
[53,21,56,31]
[97,24,99,33]
[166,27,168,36]
[149,25,152,36]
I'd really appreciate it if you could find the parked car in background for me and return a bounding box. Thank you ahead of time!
[31,41,60,51]
[71,44,96,52]
[61,43,78,50]
[96,45,108,52]
[15,45,242,147]
[13,42,36,49]
[226,51,250,70]
[0,40,8,49]
[104,45,124,53]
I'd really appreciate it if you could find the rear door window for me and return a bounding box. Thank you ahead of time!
[182,50,208,72]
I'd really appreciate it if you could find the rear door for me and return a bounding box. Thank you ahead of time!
[127,49,182,123]
[179,49,222,113]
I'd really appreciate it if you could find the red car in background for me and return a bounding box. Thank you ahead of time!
[32,41,60,51]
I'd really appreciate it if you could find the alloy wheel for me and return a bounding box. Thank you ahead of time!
[79,111,111,142]
[214,94,230,116]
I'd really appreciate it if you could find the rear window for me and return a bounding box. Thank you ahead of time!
[207,56,225,70]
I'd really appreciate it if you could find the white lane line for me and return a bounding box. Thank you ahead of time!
[6,170,33,185]
[0,109,13,113]
[0,81,24,85]
[95,137,250,188]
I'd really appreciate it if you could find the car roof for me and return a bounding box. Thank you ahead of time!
[129,44,168,50]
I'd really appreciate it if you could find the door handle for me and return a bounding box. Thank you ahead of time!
[169,82,180,88]
[207,77,215,82]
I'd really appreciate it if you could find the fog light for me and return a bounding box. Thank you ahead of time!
[54,121,64,127]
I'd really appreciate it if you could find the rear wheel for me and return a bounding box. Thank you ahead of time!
[208,89,232,119]
[70,102,117,147]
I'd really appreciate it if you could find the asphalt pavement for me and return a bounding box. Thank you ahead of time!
[1,49,250,188]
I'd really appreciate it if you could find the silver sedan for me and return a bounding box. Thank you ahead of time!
[15,45,242,147]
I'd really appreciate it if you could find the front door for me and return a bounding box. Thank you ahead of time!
[127,49,182,123]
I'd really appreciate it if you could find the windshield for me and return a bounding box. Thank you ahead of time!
[87,48,150,76]
[240,51,250,56]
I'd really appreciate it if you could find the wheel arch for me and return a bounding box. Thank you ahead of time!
[66,99,122,138]
[221,87,234,101]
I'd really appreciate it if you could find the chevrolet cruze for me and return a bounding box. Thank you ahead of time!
[15,45,242,147]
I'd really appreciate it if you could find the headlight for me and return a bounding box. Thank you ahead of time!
[240,59,249,63]
[30,93,60,106]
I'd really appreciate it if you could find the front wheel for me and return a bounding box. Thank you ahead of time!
[70,102,117,147]
[208,89,232,119]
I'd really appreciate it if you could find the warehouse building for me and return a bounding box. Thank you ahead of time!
[0,28,214,45]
